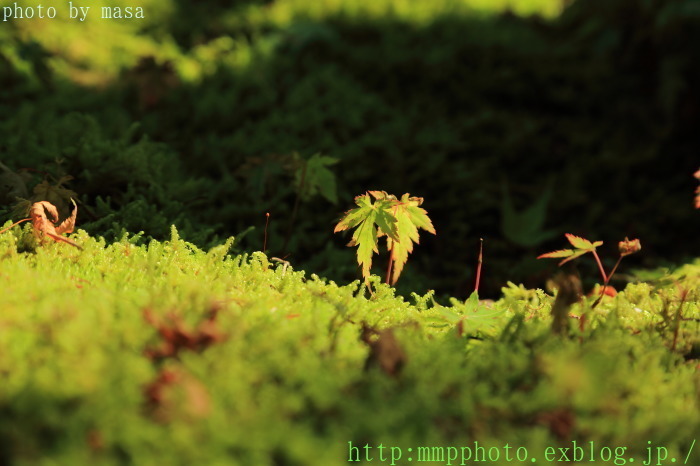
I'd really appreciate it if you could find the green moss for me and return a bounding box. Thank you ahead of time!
[0,225,698,464]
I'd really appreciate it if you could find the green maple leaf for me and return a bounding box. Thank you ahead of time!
[500,180,556,247]
[538,233,603,266]
[335,192,434,285]
[295,153,339,204]
[385,194,436,284]
[334,193,398,281]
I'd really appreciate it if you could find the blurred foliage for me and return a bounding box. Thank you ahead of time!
[0,227,699,464]
[1,0,699,298]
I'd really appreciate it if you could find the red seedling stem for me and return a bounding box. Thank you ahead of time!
[590,250,608,283]
[385,251,393,285]
[592,254,623,309]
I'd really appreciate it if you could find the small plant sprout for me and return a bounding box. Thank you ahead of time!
[0,199,81,249]
[334,191,435,286]
[538,234,640,307]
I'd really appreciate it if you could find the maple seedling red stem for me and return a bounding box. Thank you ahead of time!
[604,256,623,288]
[593,255,623,309]
[591,250,608,283]
[385,250,393,285]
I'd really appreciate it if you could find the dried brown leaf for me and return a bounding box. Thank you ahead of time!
[143,367,211,422]
[31,178,77,218]
[618,237,641,256]
[143,306,226,362]
[56,198,78,234]
[29,199,81,249]
[550,272,582,335]
[362,324,406,377]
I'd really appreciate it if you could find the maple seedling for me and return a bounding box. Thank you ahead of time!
[334,191,435,286]
[538,234,641,308]
[0,198,81,249]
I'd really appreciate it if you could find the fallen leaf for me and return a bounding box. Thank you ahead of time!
[0,199,81,249]
[31,199,81,248]
[536,408,575,440]
[143,367,210,422]
[361,324,406,377]
[550,272,582,335]
[143,305,226,362]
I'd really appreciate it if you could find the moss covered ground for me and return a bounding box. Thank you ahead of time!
[0,225,698,465]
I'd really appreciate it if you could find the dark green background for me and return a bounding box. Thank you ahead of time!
[1,0,698,298]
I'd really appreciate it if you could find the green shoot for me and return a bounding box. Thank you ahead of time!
[538,233,605,280]
[538,234,641,307]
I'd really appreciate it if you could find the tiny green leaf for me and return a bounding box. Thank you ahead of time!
[537,249,575,259]
[565,233,601,250]
[538,234,602,266]
[386,194,436,284]
[557,249,589,265]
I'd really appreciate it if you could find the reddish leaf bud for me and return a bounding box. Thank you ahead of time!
[618,237,641,256]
